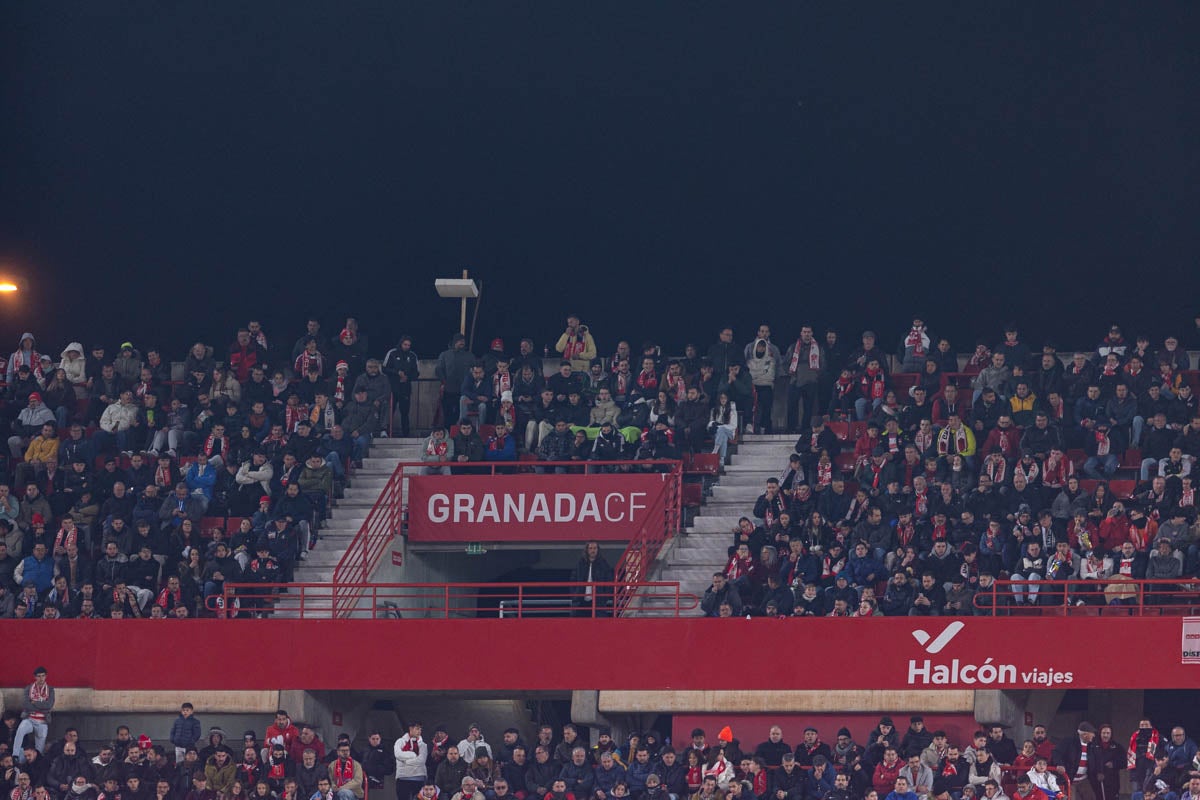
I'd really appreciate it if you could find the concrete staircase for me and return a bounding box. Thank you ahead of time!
[267,437,425,617]
[646,434,797,615]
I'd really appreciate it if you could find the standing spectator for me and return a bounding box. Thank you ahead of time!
[745,327,782,434]
[15,667,54,763]
[784,327,825,434]
[1055,723,1100,800]
[6,333,42,385]
[707,328,738,379]
[169,704,202,765]
[556,316,597,374]
[1129,720,1162,791]
[383,336,420,438]
[436,335,475,429]
[229,330,268,384]
[396,722,429,800]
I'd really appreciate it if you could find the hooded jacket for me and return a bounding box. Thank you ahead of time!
[746,339,781,387]
[7,332,41,384]
[60,343,88,384]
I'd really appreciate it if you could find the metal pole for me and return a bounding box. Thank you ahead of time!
[459,269,468,335]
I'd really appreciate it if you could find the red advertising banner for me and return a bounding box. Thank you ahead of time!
[406,473,671,542]
[2,617,1199,690]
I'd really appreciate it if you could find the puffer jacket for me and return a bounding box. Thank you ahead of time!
[60,343,88,384]
[589,399,619,426]
[99,401,139,432]
[746,339,779,387]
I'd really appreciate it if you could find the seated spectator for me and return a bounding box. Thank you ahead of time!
[9,395,56,463]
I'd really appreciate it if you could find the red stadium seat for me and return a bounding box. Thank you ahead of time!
[828,421,849,441]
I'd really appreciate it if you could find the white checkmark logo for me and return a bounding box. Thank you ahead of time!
[911,621,965,654]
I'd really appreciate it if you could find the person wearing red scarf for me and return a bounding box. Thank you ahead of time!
[855,358,888,421]
[329,743,364,800]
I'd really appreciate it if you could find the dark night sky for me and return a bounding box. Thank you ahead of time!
[2,3,1198,362]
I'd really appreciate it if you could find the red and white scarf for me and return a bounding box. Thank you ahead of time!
[492,371,512,398]
[203,434,229,458]
[817,461,833,487]
[905,327,927,356]
[1094,431,1110,456]
[938,426,969,456]
[789,339,821,374]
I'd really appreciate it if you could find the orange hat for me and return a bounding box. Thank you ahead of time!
[717,726,733,743]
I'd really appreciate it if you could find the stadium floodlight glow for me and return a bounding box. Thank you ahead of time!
[0,283,17,293]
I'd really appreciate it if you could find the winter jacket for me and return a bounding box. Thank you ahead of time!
[236,461,275,496]
[435,759,469,798]
[60,344,88,384]
[352,371,391,406]
[339,400,379,438]
[437,346,478,393]
[783,340,825,386]
[100,402,139,432]
[205,757,237,794]
[394,734,428,780]
[12,404,56,438]
[746,339,781,387]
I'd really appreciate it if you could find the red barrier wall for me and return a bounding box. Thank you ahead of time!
[4,617,1198,690]
[671,714,977,753]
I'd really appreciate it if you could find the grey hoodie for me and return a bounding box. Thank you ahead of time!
[422,430,455,463]
[7,332,37,384]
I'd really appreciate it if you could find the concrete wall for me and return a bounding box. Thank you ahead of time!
[599,690,975,714]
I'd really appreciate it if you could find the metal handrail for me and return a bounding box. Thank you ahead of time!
[211,580,699,619]
[973,576,1200,616]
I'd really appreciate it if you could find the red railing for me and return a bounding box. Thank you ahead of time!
[974,577,1200,616]
[329,460,684,616]
[613,463,683,612]
[211,580,698,619]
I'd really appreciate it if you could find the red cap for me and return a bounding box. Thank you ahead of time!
[260,496,271,504]
[138,735,153,749]
[32,513,44,525]
[491,338,504,350]
[28,392,41,403]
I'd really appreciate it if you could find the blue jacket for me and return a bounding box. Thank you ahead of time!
[559,763,595,798]
[1165,737,1198,771]
[846,554,886,587]
[593,764,627,795]
[625,760,654,794]
[19,554,54,592]
[170,713,202,748]
[805,768,835,799]
[186,463,217,501]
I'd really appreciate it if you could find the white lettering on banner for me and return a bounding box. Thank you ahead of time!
[425,491,650,525]
[1183,617,1200,664]
[906,622,1075,687]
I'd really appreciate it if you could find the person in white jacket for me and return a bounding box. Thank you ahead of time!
[236,453,275,497]
[394,722,429,800]
[96,391,140,455]
[1027,757,1062,798]
[59,343,87,395]
[457,725,487,765]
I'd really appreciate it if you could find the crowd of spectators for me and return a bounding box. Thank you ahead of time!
[423,316,754,475]
[6,676,1200,800]
[0,318,412,619]
[698,317,1200,617]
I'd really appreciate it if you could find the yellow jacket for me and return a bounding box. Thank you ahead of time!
[24,435,59,464]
